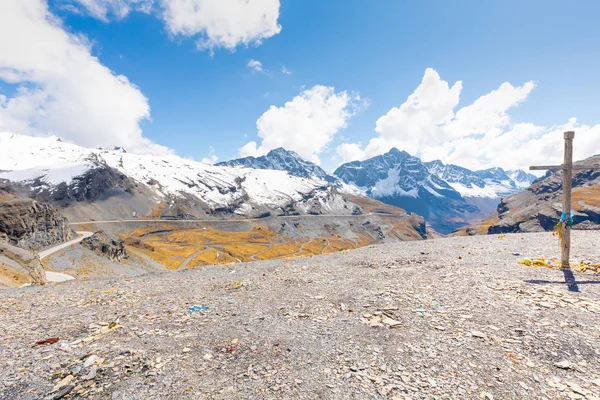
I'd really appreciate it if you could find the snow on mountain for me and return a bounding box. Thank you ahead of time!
[216,148,336,183]
[334,149,473,233]
[0,133,347,217]
[507,169,537,188]
[334,149,535,233]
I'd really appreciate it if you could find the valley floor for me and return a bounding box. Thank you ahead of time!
[1,232,600,399]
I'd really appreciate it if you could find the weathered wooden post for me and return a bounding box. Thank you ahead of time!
[561,131,574,268]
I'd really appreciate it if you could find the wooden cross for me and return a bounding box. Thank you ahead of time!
[530,131,600,268]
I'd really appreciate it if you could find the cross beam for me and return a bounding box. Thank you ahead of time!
[530,131,600,270]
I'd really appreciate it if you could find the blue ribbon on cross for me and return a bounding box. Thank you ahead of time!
[560,212,574,226]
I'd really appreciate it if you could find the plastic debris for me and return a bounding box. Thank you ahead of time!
[188,305,210,314]
[512,252,520,256]
[57,342,72,353]
[108,316,120,329]
[33,337,59,347]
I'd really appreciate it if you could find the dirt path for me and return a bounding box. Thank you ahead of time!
[249,241,274,261]
[321,238,330,254]
[39,231,94,283]
[177,248,209,270]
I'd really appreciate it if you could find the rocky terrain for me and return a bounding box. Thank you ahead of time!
[0,185,71,250]
[462,154,600,235]
[81,232,128,262]
[1,231,600,399]
[0,241,46,286]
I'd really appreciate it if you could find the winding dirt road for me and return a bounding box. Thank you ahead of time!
[39,231,94,283]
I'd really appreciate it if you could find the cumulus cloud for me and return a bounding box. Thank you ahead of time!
[239,85,361,165]
[281,66,291,75]
[337,68,600,171]
[62,0,154,21]
[201,146,218,164]
[247,59,263,73]
[160,0,281,52]
[62,0,282,53]
[0,0,170,155]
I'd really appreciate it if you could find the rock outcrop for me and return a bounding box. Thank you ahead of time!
[81,231,128,262]
[33,163,137,207]
[0,186,71,250]
[463,155,600,234]
[0,241,46,285]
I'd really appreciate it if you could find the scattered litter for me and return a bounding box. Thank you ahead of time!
[188,305,210,314]
[33,337,59,347]
[512,252,520,256]
[108,316,120,329]
[519,257,600,272]
[57,342,72,353]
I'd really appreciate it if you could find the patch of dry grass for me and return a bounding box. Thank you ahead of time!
[572,185,600,209]
[187,248,238,267]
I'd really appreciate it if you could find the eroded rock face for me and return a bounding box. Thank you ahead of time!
[0,186,71,250]
[0,241,46,285]
[34,165,137,207]
[81,231,128,262]
[480,155,600,234]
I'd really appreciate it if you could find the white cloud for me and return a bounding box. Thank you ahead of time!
[247,59,263,73]
[160,0,281,52]
[63,0,154,21]
[201,145,218,164]
[239,85,360,165]
[0,0,170,155]
[62,0,281,53]
[281,66,291,75]
[337,68,600,171]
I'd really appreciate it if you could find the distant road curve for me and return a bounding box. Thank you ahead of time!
[39,231,94,283]
[68,212,401,226]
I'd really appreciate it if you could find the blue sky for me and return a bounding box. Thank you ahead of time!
[2,0,600,172]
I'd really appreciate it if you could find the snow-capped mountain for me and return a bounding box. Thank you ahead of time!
[507,169,537,188]
[0,133,353,220]
[216,148,336,183]
[334,148,535,233]
[426,162,535,199]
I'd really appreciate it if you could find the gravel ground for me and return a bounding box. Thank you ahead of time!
[1,232,600,400]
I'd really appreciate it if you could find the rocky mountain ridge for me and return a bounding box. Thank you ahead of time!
[216,148,335,183]
[332,148,535,233]
[0,133,361,222]
[461,154,600,234]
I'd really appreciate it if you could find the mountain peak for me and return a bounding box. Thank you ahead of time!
[216,148,334,182]
[266,147,301,159]
[385,147,410,158]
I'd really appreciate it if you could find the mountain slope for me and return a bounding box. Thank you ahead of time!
[462,154,600,234]
[0,133,355,220]
[334,148,535,234]
[334,149,477,233]
[216,148,335,182]
[0,133,430,246]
